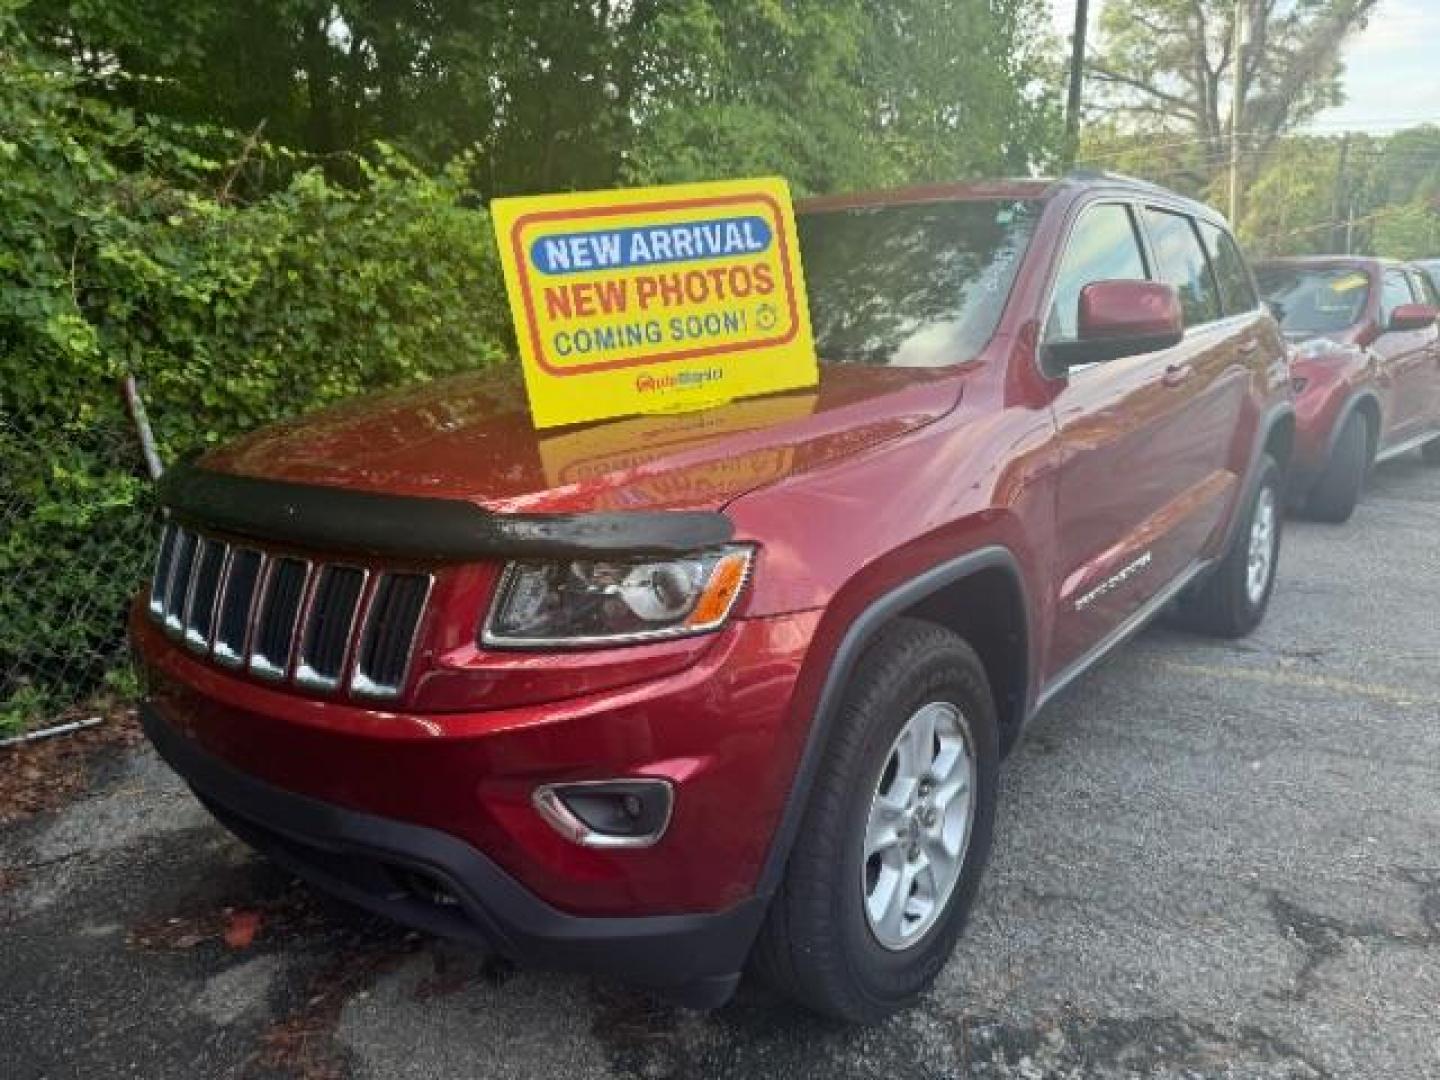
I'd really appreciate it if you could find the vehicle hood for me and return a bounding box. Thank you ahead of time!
[198,363,964,514]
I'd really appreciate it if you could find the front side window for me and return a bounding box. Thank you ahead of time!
[1142,208,1221,327]
[1381,270,1416,327]
[1256,265,1371,336]
[797,199,1041,367]
[1045,203,1149,342]
[1198,221,1258,316]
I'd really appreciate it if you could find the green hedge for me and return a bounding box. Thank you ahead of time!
[0,21,512,730]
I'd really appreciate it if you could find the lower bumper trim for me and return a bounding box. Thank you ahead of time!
[140,704,763,1006]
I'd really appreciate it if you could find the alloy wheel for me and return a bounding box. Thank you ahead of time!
[1246,485,1278,605]
[862,700,977,951]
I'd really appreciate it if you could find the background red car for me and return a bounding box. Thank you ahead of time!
[1256,257,1440,521]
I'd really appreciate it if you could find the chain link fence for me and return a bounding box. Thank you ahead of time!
[0,407,159,735]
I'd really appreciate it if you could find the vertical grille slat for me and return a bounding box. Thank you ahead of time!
[149,522,179,616]
[163,530,199,633]
[146,524,430,701]
[296,566,366,690]
[184,539,228,650]
[214,549,263,667]
[352,573,431,698]
[250,558,310,680]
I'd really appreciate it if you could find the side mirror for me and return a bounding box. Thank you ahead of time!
[1044,280,1185,372]
[1388,303,1438,333]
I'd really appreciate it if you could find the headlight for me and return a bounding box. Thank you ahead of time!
[481,546,753,648]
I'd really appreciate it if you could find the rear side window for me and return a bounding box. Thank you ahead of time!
[1420,262,1440,302]
[1142,208,1221,327]
[1045,203,1149,341]
[1198,221,1258,315]
[1381,270,1415,325]
[1408,269,1440,307]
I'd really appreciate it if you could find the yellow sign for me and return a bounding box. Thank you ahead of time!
[491,177,818,429]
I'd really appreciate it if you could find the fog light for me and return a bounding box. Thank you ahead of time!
[532,779,674,849]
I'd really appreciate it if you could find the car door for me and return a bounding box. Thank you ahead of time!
[1406,267,1440,438]
[1045,201,1233,675]
[1131,207,1255,586]
[1372,268,1434,447]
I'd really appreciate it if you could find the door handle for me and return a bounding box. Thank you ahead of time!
[1162,362,1193,387]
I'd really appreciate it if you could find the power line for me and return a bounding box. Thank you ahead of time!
[1076,138,1440,169]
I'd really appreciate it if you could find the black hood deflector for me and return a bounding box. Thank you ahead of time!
[157,462,734,562]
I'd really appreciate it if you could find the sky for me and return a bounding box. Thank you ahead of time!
[1049,0,1440,135]
[1309,0,1440,133]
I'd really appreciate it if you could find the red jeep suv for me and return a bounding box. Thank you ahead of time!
[133,175,1292,1022]
[1256,257,1440,521]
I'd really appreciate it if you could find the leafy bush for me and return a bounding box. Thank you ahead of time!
[0,416,156,734]
[0,18,511,729]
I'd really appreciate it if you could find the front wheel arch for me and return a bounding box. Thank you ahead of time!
[751,617,1000,1021]
[755,546,1028,898]
[1323,390,1383,471]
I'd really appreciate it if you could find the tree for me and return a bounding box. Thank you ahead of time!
[1232,125,1440,257]
[1369,125,1440,208]
[18,0,1061,198]
[1087,0,1377,189]
[1371,201,1440,261]
[1235,134,1361,255]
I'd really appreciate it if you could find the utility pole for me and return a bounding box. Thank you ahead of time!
[1065,0,1090,168]
[1227,0,1247,223]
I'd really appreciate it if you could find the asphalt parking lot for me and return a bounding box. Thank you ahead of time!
[3,455,1438,1080]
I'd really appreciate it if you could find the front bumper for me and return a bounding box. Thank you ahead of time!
[142,703,763,1006]
[131,606,820,916]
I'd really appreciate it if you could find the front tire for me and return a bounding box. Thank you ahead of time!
[1174,454,1283,638]
[752,618,998,1023]
[1304,412,1369,523]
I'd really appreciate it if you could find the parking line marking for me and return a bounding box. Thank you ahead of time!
[1155,660,1440,708]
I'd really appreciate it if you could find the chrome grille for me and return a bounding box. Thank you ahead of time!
[162,529,198,632]
[185,539,227,649]
[148,523,179,617]
[147,523,430,699]
[214,548,263,667]
[352,573,431,698]
[251,557,309,680]
[296,566,367,690]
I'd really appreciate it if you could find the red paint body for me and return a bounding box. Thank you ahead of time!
[1255,257,1440,487]
[134,176,1290,926]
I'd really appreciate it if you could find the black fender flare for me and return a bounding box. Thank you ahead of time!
[754,544,1029,896]
[1321,389,1382,472]
[1216,401,1296,556]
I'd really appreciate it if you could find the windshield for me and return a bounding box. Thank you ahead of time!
[1256,265,1371,336]
[796,199,1040,367]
